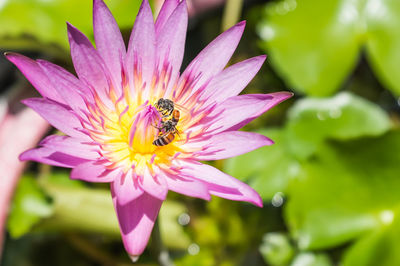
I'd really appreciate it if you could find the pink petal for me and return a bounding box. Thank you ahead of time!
[180,21,245,94]
[159,170,211,200]
[0,108,49,256]
[141,167,168,201]
[201,55,267,105]
[155,0,179,34]
[126,0,156,91]
[178,160,263,207]
[37,60,90,114]
[111,170,144,205]
[5,53,63,103]
[19,147,88,168]
[39,135,99,160]
[186,131,274,160]
[205,92,293,134]
[93,0,126,89]
[67,23,112,106]
[22,98,87,139]
[70,161,120,183]
[111,190,163,256]
[156,0,187,93]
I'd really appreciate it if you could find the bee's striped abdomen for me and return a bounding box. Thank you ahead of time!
[153,132,175,146]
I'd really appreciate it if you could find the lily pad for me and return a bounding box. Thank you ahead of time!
[286,92,391,159]
[258,0,362,96]
[285,130,400,249]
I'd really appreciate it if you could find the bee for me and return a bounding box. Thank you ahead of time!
[152,99,181,146]
[152,122,178,146]
[154,98,175,119]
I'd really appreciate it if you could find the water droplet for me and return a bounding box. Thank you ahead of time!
[188,243,200,255]
[272,192,285,207]
[178,213,190,226]
[129,255,140,262]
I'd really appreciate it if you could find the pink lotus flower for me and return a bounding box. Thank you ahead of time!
[6,0,292,259]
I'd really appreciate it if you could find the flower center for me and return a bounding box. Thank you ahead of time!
[129,104,160,154]
[86,89,183,173]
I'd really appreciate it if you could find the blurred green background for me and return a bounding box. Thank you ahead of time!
[1,0,400,265]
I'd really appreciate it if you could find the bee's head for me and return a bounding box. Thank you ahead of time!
[156,98,174,110]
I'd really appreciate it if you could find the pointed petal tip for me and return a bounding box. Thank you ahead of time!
[245,186,263,208]
[3,51,13,59]
[66,21,73,29]
[139,0,151,9]
[66,22,80,36]
[20,98,33,106]
[281,91,295,99]
[254,197,263,208]
[262,136,275,146]
[237,20,246,27]
[19,150,29,161]
[4,52,25,63]
[247,189,263,208]
[269,91,294,102]
[230,20,246,32]
[259,54,267,60]
[92,0,102,6]
[20,97,43,108]
[249,54,267,65]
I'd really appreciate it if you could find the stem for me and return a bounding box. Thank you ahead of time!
[221,0,244,31]
[150,218,173,266]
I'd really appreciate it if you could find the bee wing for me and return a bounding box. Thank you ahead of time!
[174,103,192,123]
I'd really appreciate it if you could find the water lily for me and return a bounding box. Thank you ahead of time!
[6,0,292,259]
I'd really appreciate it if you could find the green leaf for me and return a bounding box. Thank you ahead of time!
[258,0,362,96]
[343,211,400,266]
[365,0,400,96]
[259,232,294,266]
[7,175,53,238]
[286,92,391,159]
[285,130,400,250]
[224,128,298,200]
[0,0,141,50]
